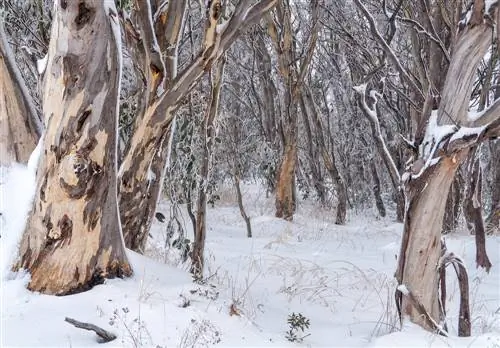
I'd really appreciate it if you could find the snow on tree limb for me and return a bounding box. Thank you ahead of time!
[353,83,401,187]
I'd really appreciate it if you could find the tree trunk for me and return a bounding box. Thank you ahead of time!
[486,142,500,234]
[0,22,41,165]
[275,141,298,220]
[118,0,277,252]
[302,87,347,224]
[191,57,225,278]
[396,1,496,331]
[396,155,463,330]
[234,175,252,238]
[370,160,386,218]
[443,174,463,234]
[464,158,492,272]
[13,1,131,295]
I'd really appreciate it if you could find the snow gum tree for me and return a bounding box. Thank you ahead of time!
[118,0,277,253]
[13,0,131,295]
[391,0,500,334]
[0,22,42,165]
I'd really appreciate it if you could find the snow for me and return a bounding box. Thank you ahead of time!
[1,170,499,346]
[449,126,486,144]
[396,284,409,296]
[36,54,48,75]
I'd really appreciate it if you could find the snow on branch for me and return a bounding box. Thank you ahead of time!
[353,84,401,187]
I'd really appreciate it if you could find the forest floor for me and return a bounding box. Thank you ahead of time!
[1,163,499,347]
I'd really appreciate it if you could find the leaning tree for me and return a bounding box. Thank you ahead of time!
[353,0,500,334]
[117,0,277,255]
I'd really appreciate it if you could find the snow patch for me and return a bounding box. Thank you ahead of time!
[37,54,48,75]
[0,162,37,280]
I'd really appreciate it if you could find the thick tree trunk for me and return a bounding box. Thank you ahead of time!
[396,155,463,330]
[396,1,497,331]
[13,1,131,295]
[118,0,277,252]
[119,129,172,252]
[275,141,298,220]
[0,22,41,165]
[191,58,225,277]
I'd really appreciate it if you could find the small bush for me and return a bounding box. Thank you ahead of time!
[285,312,310,343]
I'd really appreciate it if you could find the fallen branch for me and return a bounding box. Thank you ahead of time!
[64,317,117,343]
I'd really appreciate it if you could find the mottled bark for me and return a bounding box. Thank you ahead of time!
[0,22,41,165]
[275,142,298,221]
[396,155,462,331]
[119,0,277,253]
[270,0,319,221]
[396,1,496,331]
[14,1,131,295]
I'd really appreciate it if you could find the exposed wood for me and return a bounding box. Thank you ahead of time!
[0,21,41,165]
[395,0,498,332]
[65,317,116,343]
[14,1,131,295]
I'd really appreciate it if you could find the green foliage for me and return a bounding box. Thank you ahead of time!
[115,0,134,11]
[285,312,310,343]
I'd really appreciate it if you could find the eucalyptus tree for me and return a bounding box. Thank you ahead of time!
[117,0,278,253]
[351,0,500,335]
[13,0,131,295]
[0,22,41,165]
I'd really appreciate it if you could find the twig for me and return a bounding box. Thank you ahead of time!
[64,317,117,343]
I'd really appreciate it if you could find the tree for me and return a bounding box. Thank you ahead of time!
[0,21,42,165]
[191,57,226,277]
[392,1,500,333]
[13,0,131,295]
[268,0,320,221]
[118,0,278,253]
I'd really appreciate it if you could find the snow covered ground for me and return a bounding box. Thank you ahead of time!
[1,163,499,347]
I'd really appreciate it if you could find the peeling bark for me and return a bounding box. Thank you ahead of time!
[396,0,497,332]
[13,1,131,295]
[119,0,277,253]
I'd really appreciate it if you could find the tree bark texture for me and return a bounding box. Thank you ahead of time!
[396,1,497,331]
[118,0,277,253]
[271,0,319,221]
[14,0,131,295]
[0,22,41,165]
